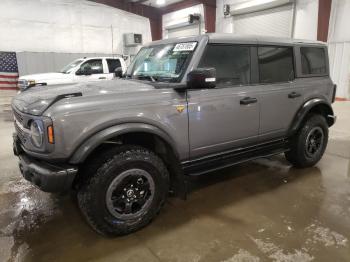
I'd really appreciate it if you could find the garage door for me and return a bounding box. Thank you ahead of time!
[167,24,200,38]
[233,4,294,38]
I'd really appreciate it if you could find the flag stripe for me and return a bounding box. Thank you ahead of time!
[0,78,17,82]
[0,87,18,90]
[0,81,18,84]
[0,74,18,78]
[0,84,18,87]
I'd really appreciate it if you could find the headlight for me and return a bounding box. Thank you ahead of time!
[18,79,36,90]
[30,120,44,147]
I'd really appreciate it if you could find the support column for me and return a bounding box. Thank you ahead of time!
[317,0,332,42]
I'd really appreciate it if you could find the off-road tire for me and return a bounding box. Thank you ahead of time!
[285,114,328,168]
[77,145,169,236]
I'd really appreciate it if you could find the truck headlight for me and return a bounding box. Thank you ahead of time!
[18,79,36,90]
[30,120,44,147]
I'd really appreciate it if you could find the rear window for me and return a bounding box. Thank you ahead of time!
[258,46,294,83]
[300,47,327,75]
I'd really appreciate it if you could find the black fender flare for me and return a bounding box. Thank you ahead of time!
[288,98,335,136]
[69,123,179,164]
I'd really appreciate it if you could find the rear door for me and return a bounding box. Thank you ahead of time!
[257,46,304,141]
[187,44,260,159]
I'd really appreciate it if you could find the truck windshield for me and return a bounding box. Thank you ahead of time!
[128,42,197,82]
[60,59,84,74]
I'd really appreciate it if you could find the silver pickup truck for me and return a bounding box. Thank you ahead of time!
[12,34,336,236]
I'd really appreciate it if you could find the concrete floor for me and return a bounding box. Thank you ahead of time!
[0,99,349,262]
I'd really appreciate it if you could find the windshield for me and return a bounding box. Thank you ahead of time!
[60,59,84,74]
[129,42,197,82]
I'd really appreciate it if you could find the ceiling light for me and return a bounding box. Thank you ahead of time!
[156,0,165,5]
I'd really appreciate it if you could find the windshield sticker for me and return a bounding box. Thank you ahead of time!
[173,42,197,52]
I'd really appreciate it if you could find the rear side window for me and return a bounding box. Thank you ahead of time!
[198,45,250,86]
[107,59,122,73]
[300,47,327,75]
[258,46,294,83]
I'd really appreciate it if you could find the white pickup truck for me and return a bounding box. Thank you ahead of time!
[18,57,127,90]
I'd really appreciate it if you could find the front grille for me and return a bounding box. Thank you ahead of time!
[13,109,24,125]
[15,121,27,144]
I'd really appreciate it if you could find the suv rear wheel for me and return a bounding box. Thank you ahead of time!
[77,145,169,236]
[285,114,328,168]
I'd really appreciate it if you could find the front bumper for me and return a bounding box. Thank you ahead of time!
[327,114,337,127]
[13,135,78,193]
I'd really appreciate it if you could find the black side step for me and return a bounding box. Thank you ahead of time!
[182,139,289,176]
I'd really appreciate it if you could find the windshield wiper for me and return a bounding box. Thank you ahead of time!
[136,74,157,82]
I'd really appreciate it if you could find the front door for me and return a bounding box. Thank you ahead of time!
[75,59,107,82]
[187,44,260,159]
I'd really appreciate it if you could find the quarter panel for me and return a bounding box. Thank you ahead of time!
[44,89,189,161]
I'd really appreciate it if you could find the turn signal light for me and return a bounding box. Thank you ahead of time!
[47,125,55,144]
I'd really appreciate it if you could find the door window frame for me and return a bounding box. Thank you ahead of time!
[106,58,122,74]
[295,45,329,78]
[255,45,296,85]
[78,59,105,75]
[194,43,255,90]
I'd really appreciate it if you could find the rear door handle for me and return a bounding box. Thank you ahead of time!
[99,77,106,80]
[288,92,301,99]
[240,97,258,105]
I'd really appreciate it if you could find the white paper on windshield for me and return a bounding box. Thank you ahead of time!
[173,42,197,52]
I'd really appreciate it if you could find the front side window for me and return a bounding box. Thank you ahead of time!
[198,45,251,86]
[128,42,197,82]
[107,59,122,73]
[80,59,103,74]
[300,47,327,75]
[258,46,294,83]
[60,59,84,74]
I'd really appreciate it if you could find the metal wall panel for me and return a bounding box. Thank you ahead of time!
[16,52,116,76]
[233,4,294,38]
[167,24,201,38]
[328,42,350,99]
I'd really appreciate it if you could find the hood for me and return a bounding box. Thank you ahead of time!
[12,79,155,116]
[19,72,71,82]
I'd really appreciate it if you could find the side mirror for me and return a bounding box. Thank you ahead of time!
[187,68,216,89]
[114,67,123,78]
[77,65,92,76]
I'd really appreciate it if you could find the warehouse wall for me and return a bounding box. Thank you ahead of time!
[0,0,151,75]
[328,0,350,99]
[0,0,151,54]
[215,0,318,40]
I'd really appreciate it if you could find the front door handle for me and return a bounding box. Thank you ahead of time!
[288,92,301,99]
[240,97,258,105]
[99,77,106,80]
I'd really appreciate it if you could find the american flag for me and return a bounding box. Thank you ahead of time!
[0,52,19,90]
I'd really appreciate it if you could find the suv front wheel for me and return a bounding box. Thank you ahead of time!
[77,145,169,236]
[285,114,329,168]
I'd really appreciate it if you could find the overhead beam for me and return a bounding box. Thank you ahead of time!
[92,0,217,40]
[159,0,216,14]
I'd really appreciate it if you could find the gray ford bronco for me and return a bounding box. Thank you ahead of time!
[12,34,336,236]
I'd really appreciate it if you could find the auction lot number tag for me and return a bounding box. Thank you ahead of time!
[173,42,197,52]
